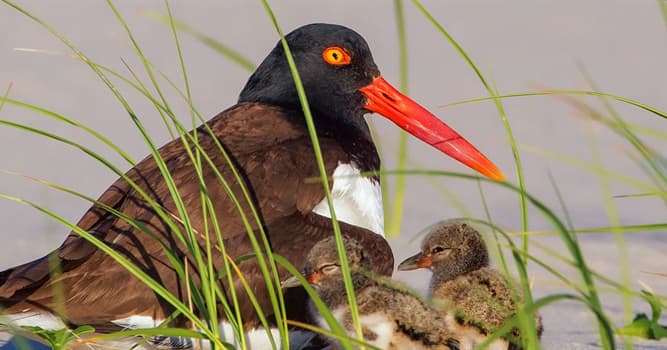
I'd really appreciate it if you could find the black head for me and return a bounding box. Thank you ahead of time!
[239,24,505,181]
[239,23,379,132]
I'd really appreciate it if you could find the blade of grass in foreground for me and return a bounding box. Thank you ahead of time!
[82,48,266,346]
[144,10,256,72]
[162,1,224,344]
[0,97,136,166]
[0,193,229,348]
[475,182,535,349]
[659,0,667,31]
[584,117,634,349]
[443,90,667,120]
[120,56,286,347]
[512,223,667,236]
[410,0,529,233]
[108,2,292,347]
[272,255,351,342]
[410,2,535,347]
[259,2,362,348]
[3,1,210,288]
[580,68,664,349]
[0,85,40,350]
[549,78,667,189]
[105,2,227,345]
[99,55,275,342]
[375,168,616,348]
[0,82,12,111]
[518,143,662,195]
[2,2,277,346]
[385,0,410,237]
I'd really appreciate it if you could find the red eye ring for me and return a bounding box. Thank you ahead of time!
[322,46,351,66]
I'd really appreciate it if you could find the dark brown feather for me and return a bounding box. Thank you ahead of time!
[0,102,392,331]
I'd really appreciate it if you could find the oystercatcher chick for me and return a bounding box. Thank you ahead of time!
[398,222,543,350]
[284,236,461,350]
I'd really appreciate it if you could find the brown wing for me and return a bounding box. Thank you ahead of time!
[0,102,388,329]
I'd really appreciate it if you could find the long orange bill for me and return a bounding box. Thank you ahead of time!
[359,76,505,181]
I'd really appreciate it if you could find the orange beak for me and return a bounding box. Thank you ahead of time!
[306,272,322,285]
[359,76,505,181]
[397,253,433,271]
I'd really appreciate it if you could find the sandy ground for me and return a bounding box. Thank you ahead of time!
[1,1,666,349]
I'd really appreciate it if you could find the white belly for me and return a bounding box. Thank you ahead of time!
[311,162,384,236]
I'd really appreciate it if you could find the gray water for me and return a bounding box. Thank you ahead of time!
[1,1,666,349]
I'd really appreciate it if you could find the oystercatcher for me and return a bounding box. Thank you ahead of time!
[0,23,503,348]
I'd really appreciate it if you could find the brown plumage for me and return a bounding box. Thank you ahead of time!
[0,103,392,330]
[0,22,503,348]
[398,222,543,350]
[284,236,460,350]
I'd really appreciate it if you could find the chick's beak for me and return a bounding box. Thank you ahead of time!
[397,253,433,271]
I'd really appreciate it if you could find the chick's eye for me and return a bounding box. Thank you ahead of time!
[322,46,351,65]
[320,264,339,274]
[432,246,446,254]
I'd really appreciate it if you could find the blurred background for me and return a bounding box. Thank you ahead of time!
[1,1,666,348]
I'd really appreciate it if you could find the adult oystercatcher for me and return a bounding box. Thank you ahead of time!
[398,222,543,350]
[283,236,461,350]
[0,23,503,348]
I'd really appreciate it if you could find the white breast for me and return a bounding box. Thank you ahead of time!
[311,162,384,236]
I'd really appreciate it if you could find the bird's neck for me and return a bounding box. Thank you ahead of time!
[318,271,375,308]
[285,107,381,173]
[429,262,489,293]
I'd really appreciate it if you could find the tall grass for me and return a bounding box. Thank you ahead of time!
[384,0,410,237]
[0,1,666,350]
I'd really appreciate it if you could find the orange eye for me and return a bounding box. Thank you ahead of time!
[322,46,351,65]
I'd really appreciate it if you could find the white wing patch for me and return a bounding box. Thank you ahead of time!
[0,312,66,330]
[359,313,394,349]
[1,312,317,350]
[312,162,384,236]
[112,315,164,329]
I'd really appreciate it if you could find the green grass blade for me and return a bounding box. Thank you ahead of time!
[118,56,286,342]
[410,0,529,236]
[375,168,616,348]
[386,0,410,237]
[443,90,667,120]
[519,143,662,195]
[409,2,534,345]
[259,3,361,348]
[272,255,349,336]
[583,104,634,338]
[0,97,136,166]
[105,0,178,139]
[0,82,12,112]
[659,0,667,31]
[144,10,256,72]
[475,183,536,349]
[0,193,225,347]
